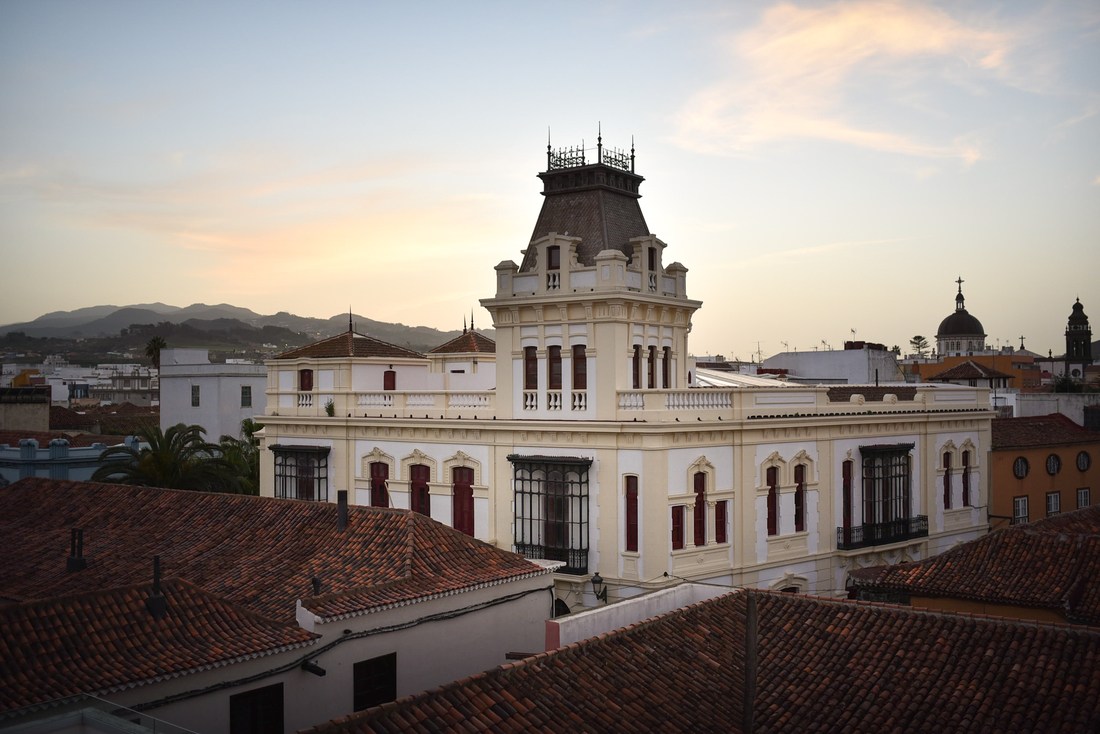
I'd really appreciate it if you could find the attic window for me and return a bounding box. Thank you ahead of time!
[547,245,560,270]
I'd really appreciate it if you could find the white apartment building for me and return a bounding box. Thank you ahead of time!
[259,138,992,610]
[159,348,266,439]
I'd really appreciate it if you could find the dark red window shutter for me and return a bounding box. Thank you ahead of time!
[794,464,805,533]
[842,460,853,545]
[370,462,389,508]
[962,451,971,507]
[625,476,638,552]
[767,467,778,536]
[715,501,728,544]
[410,464,430,516]
[662,346,671,388]
[632,346,642,390]
[299,369,313,392]
[572,345,587,390]
[693,471,706,546]
[383,370,396,391]
[647,346,657,390]
[548,346,562,390]
[943,452,952,510]
[547,245,560,270]
[453,467,474,536]
[671,505,684,550]
[524,347,538,390]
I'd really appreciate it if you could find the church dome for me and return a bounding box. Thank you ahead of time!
[937,286,985,338]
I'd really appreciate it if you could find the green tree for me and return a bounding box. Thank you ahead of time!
[93,423,246,493]
[218,419,264,496]
[909,335,930,358]
[145,335,167,370]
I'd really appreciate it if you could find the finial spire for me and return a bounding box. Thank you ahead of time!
[348,307,353,332]
[956,275,964,294]
[463,315,467,334]
[597,122,603,164]
[470,309,475,331]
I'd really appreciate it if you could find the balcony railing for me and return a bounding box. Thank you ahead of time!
[836,516,928,550]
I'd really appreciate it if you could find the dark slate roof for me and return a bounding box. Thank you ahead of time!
[0,578,317,713]
[826,386,918,402]
[937,308,985,337]
[0,479,549,624]
[273,330,425,361]
[0,430,123,449]
[428,329,495,355]
[519,162,651,271]
[49,405,98,430]
[991,413,1098,449]
[850,504,1100,625]
[927,360,1014,381]
[304,590,1100,734]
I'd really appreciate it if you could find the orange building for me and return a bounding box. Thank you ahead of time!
[990,414,1100,527]
[909,351,1042,390]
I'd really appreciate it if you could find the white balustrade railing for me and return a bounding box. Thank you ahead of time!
[297,392,313,408]
[448,393,492,409]
[547,272,560,290]
[547,390,563,411]
[523,391,539,411]
[571,390,587,411]
[357,393,394,408]
[666,390,733,410]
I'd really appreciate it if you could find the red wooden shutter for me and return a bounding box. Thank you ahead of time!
[671,506,684,550]
[625,476,638,552]
[453,467,474,536]
[715,501,728,544]
[370,462,389,507]
[767,467,778,536]
[693,472,706,546]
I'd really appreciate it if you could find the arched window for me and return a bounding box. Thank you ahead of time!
[523,347,538,391]
[383,370,396,391]
[410,464,430,516]
[767,466,779,536]
[369,462,389,508]
[452,466,474,536]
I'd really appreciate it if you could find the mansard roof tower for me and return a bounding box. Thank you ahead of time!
[482,131,701,420]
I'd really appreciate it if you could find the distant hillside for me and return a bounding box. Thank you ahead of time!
[0,303,492,357]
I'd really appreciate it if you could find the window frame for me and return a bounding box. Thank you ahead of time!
[1046,453,1062,476]
[671,505,685,550]
[510,455,591,574]
[272,445,330,502]
[240,384,252,408]
[766,466,778,536]
[1012,495,1029,525]
[942,451,953,510]
[353,652,397,712]
[624,475,638,552]
[692,471,706,546]
[1046,490,1061,517]
[571,345,587,391]
[1077,487,1091,509]
[523,347,538,391]
[1077,451,1092,472]
[229,683,283,734]
[1013,456,1029,479]
[298,368,313,392]
[369,461,389,508]
[410,464,431,516]
[191,384,200,407]
[794,464,806,532]
[961,450,971,507]
[452,466,474,536]
[548,345,562,391]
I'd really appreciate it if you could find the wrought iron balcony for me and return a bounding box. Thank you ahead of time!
[836,516,928,550]
[514,543,588,575]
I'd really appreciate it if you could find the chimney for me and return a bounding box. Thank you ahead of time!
[145,555,167,620]
[337,490,348,531]
[66,528,87,572]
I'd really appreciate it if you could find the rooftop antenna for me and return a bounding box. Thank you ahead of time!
[597,121,602,164]
[547,126,552,169]
[781,341,789,352]
[631,135,635,173]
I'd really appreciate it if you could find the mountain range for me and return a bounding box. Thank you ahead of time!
[0,303,482,356]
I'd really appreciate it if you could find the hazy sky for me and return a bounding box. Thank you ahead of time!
[1,1,1097,360]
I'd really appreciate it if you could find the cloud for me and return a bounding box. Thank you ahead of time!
[674,1,1013,161]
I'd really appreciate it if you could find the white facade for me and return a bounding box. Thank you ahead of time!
[159,348,267,439]
[760,345,905,384]
[259,151,993,611]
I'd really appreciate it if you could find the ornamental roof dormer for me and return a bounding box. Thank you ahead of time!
[520,127,650,271]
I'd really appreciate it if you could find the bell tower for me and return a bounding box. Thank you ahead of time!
[1065,298,1092,379]
[482,131,702,420]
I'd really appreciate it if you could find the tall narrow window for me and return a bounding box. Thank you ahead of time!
[715,500,728,544]
[767,466,778,536]
[452,467,474,536]
[369,462,389,507]
[693,471,706,546]
[961,451,971,507]
[383,370,396,391]
[547,245,560,270]
[298,369,313,392]
[624,476,638,552]
[841,460,853,546]
[572,345,587,390]
[1046,491,1061,517]
[191,384,200,407]
[511,456,591,574]
[794,464,806,533]
[240,385,252,408]
[647,246,656,271]
[648,346,657,390]
[671,505,685,550]
[942,452,953,510]
[410,464,430,516]
[632,345,642,389]
[548,346,562,390]
[662,346,671,388]
[1012,495,1029,525]
[524,347,538,391]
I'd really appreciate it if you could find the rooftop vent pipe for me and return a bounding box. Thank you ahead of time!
[145,555,167,620]
[66,528,87,572]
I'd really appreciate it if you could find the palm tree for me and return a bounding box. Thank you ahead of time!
[93,423,246,493]
[145,336,167,370]
[218,419,264,496]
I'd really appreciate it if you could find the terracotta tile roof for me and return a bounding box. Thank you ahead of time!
[304,590,1100,733]
[0,578,317,713]
[928,360,1014,381]
[850,505,1100,625]
[273,329,426,361]
[992,413,1099,449]
[49,405,98,430]
[826,385,917,402]
[427,330,495,355]
[0,479,549,624]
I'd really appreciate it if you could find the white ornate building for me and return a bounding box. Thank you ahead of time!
[259,137,992,609]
